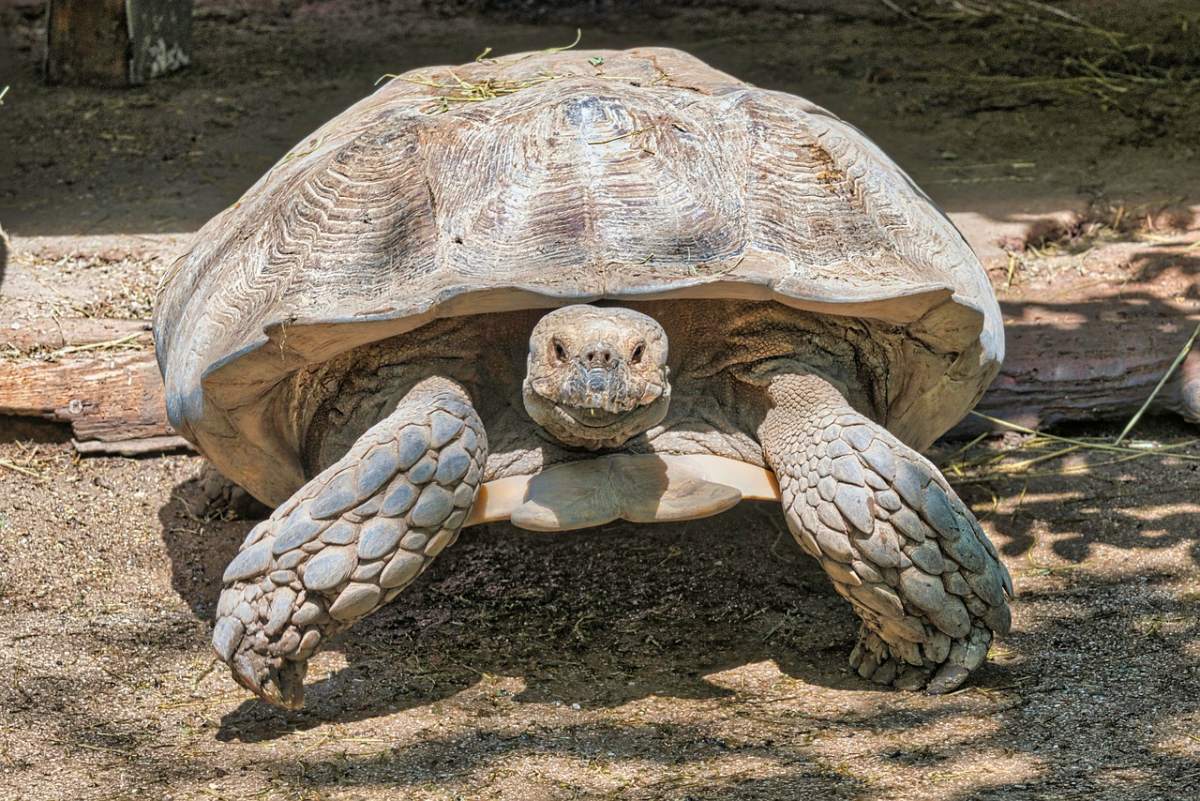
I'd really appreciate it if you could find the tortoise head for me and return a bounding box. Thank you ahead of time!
[523,305,671,449]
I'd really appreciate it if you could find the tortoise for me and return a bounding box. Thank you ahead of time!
[154,47,1012,709]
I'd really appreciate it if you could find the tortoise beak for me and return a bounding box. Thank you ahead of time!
[581,366,621,409]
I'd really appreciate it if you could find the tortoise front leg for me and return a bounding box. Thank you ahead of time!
[211,377,487,708]
[757,371,1013,693]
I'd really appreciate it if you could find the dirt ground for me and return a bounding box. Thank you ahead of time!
[2,1,1200,799]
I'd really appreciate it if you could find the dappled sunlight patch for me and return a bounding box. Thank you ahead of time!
[1150,714,1200,766]
[702,658,792,694]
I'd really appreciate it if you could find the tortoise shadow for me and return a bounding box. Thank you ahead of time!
[155,478,899,743]
[212,502,884,742]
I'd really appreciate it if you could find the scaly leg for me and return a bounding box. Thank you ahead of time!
[211,377,487,708]
[758,371,1012,693]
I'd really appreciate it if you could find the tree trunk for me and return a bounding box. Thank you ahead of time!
[964,294,1200,436]
[45,0,193,87]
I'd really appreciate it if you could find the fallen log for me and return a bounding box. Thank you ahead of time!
[965,236,1200,435]
[0,350,186,451]
[0,233,187,453]
[0,234,1197,453]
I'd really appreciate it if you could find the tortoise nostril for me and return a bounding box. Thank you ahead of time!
[583,346,616,368]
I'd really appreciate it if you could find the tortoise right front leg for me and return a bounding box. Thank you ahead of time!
[211,377,487,708]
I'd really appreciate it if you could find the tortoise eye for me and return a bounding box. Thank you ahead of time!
[552,340,567,362]
[631,342,646,364]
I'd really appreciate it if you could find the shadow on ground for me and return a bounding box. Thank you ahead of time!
[149,425,1200,799]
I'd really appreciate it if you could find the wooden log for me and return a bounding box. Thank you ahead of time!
[45,0,193,87]
[968,299,1200,435]
[3,318,151,354]
[0,350,186,450]
[960,237,1200,436]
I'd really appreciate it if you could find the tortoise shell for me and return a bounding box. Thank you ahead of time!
[154,47,1002,503]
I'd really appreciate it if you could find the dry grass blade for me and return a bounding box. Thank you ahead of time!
[587,127,652,146]
[956,440,1200,483]
[390,70,565,114]
[378,29,588,113]
[542,28,582,54]
[905,0,1186,111]
[1114,320,1200,444]
[969,412,1200,461]
[879,0,934,27]
[0,458,42,479]
[45,331,146,359]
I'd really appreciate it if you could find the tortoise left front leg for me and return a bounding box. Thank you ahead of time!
[757,371,1014,693]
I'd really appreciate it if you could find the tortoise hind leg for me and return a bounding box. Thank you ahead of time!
[756,371,1013,693]
[212,377,487,708]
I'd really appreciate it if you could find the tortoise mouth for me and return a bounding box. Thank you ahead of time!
[562,405,632,428]
[523,385,671,450]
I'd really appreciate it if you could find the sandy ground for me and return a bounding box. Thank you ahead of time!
[2,1,1200,799]
[2,422,1199,800]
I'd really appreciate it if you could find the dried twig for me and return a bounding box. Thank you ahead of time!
[45,332,146,359]
[0,458,42,479]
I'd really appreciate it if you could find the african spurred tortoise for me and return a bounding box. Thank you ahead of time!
[154,47,1012,708]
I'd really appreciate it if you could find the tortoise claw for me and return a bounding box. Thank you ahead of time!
[230,650,306,710]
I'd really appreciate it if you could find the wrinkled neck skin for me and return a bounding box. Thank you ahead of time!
[293,299,904,482]
[522,305,672,450]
